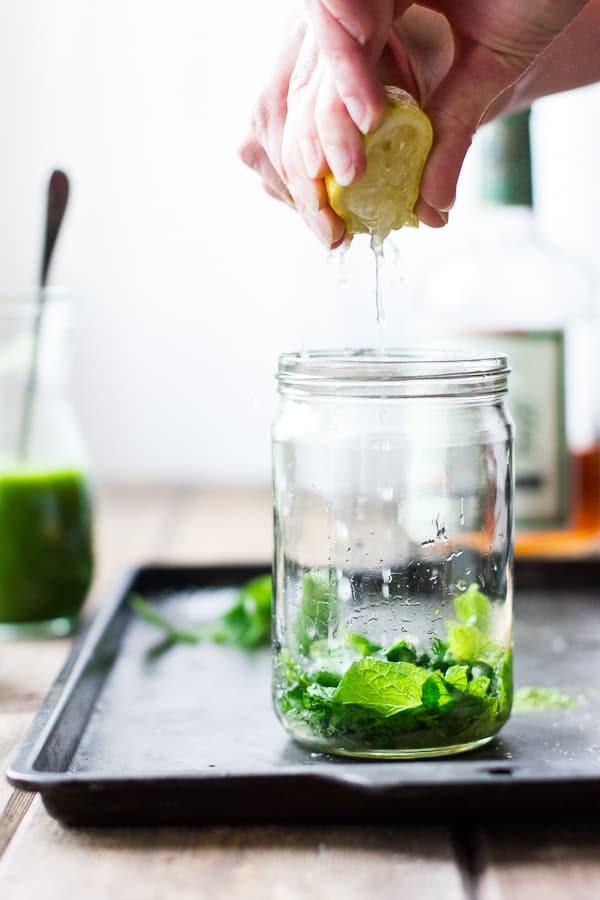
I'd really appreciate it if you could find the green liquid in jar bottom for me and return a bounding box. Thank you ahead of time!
[0,468,93,624]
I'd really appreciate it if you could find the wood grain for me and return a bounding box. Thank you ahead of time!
[0,715,32,819]
[477,822,600,900]
[0,810,467,900]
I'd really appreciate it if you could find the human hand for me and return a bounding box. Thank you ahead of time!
[240,24,348,248]
[240,1,591,246]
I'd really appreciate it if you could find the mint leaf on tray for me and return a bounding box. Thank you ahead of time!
[130,573,272,650]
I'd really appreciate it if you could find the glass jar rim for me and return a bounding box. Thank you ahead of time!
[277,348,510,399]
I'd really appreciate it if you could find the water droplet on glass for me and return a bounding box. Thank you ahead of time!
[339,577,352,601]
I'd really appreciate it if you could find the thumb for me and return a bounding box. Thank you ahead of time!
[420,42,523,217]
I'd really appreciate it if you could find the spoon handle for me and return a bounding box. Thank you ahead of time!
[18,170,70,460]
[39,171,69,287]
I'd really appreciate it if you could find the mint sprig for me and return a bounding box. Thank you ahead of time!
[130,573,272,650]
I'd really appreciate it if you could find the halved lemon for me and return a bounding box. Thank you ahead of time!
[325,87,433,239]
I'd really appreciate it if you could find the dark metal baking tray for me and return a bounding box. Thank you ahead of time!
[7,560,600,825]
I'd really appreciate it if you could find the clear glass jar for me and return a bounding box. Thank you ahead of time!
[0,294,94,638]
[272,350,514,759]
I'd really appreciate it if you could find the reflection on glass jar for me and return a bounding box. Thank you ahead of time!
[272,350,514,759]
[0,294,94,638]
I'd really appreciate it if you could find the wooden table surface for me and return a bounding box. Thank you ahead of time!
[1,485,599,899]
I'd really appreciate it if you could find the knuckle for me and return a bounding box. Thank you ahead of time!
[238,139,259,169]
[325,44,361,76]
[250,97,270,140]
[262,183,279,202]
[288,62,313,97]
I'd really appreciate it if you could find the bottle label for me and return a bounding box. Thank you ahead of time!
[469,331,568,528]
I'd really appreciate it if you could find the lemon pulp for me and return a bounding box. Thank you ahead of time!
[325,87,433,240]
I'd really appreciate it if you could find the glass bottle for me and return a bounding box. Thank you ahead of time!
[272,350,513,759]
[0,293,94,638]
[422,109,600,557]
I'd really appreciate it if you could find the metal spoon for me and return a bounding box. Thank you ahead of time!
[17,170,70,459]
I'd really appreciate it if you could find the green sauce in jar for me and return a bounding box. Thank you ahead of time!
[0,468,93,630]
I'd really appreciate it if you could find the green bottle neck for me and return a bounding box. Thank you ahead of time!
[481,108,533,207]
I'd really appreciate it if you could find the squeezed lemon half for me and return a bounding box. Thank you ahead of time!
[325,87,433,239]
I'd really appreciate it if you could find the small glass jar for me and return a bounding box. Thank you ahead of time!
[0,294,94,638]
[272,350,514,759]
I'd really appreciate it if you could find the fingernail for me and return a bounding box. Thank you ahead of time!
[290,179,319,213]
[339,19,366,46]
[326,146,355,186]
[436,209,449,225]
[438,198,455,213]
[344,97,369,134]
[299,140,321,180]
[304,209,333,248]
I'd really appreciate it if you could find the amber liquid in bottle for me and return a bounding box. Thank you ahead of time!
[516,443,600,557]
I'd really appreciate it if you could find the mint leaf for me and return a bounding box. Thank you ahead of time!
[513,685,577,712]
[306,682,336,703]
[130,573,272,650]
[495,648,513,714]
[468,675,491,698]
[422,672,456,711]
[346,631,381,657]
[209,573,272,648]
[296,570,337,655]
[385,639,418,664]
[454,583,492,632]
[313,669,342,688]
[447,623,500,664]
[129,594,204,644]
[445,664,469,692]
[333,658,428,717]
[428,637,449,668]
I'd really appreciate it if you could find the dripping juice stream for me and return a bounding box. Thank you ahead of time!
[371,235,385,354]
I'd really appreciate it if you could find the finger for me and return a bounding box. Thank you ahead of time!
[305,0,389,133]
[240,136,293,204]
[285,56,346,247]
[283,37,327,209]
[414,197,448,228]
[301,204,346,249]
[286,95,347,245]
[315,67,366,186]
[263,183,293,206]
[291,55,329,181]
[317,0,379,45]
[250,22,307,181]
[331,230,351,250]
[420,43,523,217]
[384,11,452,104]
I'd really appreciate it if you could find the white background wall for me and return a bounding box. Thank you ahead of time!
[1,1,599,484]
